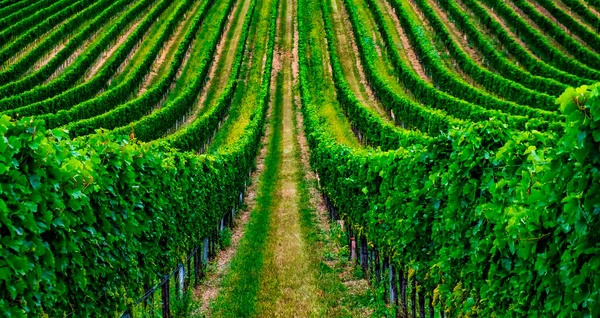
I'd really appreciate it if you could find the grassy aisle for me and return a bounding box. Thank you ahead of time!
[208,0,383,316]
[252,0,320,314]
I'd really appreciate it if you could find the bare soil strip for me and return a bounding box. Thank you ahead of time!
[452,0,525,67]
[44,3,135,82]
[1,17,71,69]
[555,0,598,31]
[586,0,600,18]
[381,0,431,82]
[401,0,482,87]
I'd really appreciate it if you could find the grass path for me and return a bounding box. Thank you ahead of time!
[252,0,321,314]
[205,0,383,316]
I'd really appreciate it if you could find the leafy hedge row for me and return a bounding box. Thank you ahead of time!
[108,0,237,142]
[0,0,156,110]
[0,0,133,96]
[413,0,557,111]
[435,0,567,96]
[390,0,559,118]
[0,0,279,314]
[480,0,600,81]
[535,0,600,51]
[0,0,21,9]
[510,0,600,70]
[0,0,54,32]
[0,0,115,85]
[0,0,39,23]
[165,0,257,151]
[173,0,278,155]
[562,0,600,32]
[36,0,198,127]
[301,0,600,314]
[462,0,592,88]
[0,0,79,46]
[0,0,93,68]
[320,0,431,150]
[329,0,462,136]
[346,0,559,133]
[1,0,171,118]
[64,0,223,137]
[0,117,247,316]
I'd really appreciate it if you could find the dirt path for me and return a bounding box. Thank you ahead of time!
[200,0,380,315]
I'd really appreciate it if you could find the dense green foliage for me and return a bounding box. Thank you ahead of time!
[301,5,600,310]
[0,0,156,109]
[1,0,600,315]
[0,117,230,316]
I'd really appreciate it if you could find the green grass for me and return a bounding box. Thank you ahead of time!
[209,72,283,318]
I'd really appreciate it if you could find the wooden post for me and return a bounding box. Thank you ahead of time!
[143,284,149,312]
[351,235,357,263]
[374,249,381,284]
[202,238,209,264]
[150,291,155,317]
[161,277,170,318]
[419,288,426,318]
[347,226,352,260]
[383,258,389,304]
[178,265,185,295]
[194,249,200,286]
[360,236,368,276]
[186,256,191,290]
[389,263,398,306]
[429,293,434,318]
[400,269,407,318]
[411,278,416,318]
